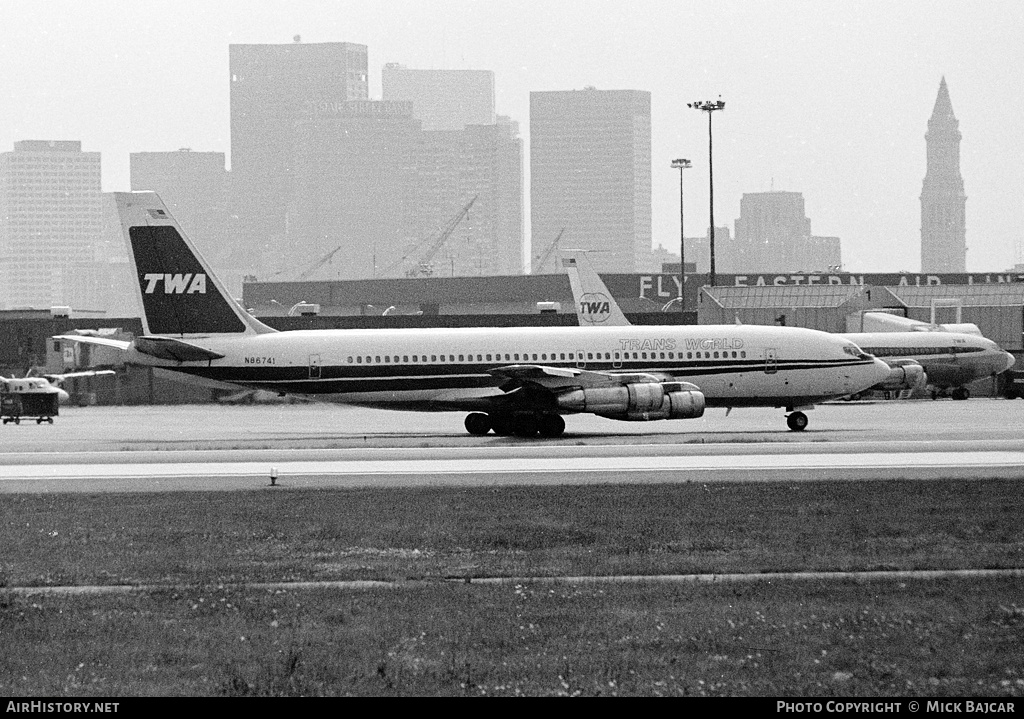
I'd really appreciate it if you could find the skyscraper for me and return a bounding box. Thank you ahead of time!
[288,100,422,281]
[384,64,522,277]
[0,141,102,309]
[382,64,495,131]
[229,40,369,272]
[729,191,841,273]
[920,77,967,272]
[410,117,523,278]
[530,88,652,274]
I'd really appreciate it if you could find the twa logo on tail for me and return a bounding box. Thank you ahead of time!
[578,292,612,323]
[143,273,207,294]
[561,249,630,327]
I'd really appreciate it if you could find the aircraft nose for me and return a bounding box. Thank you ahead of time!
[871,357,891,384]
[1002,351,1016,372]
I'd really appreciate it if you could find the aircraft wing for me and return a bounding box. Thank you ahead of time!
[489,364,681,391]
[478,364,704,422]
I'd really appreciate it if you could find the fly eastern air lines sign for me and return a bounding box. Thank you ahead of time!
[607,272,1024,303]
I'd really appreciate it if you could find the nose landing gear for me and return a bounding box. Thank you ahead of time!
[786,411,808,432]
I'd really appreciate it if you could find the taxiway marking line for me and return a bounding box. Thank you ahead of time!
[2,451,1024,481]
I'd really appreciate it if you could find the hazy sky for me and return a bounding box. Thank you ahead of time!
[2,0,1022,273]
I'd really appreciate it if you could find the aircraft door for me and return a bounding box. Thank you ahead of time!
[576,349,586,369]
[613,351,622,369]
[764,348,778,375]
[309,354,322,379]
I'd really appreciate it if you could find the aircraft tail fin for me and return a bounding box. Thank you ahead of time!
[113,191,275,337]
[560,250,631,327]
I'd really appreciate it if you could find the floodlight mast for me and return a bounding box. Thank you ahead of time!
[687,99,725,288]
[670,158,692,313]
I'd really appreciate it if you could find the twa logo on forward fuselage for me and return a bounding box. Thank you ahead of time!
[578,293,612,323]
[143,273,208,294]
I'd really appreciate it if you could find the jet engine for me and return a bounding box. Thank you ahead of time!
[557,381,705,420]
[877,359,927,391]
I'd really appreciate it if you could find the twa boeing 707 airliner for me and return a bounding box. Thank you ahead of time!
[57,192,890,436]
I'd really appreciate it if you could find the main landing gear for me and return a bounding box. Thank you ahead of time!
[464,412,565,438]
[786,411,809,432]
[930,387,970,401]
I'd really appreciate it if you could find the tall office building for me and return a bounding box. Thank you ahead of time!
[411,117,523,278]
[382,64,495,131]
[383,64,522,276]
[229,40,369,273]
[728,191,841,272]
[130,149,233,286]
[0,141,103,309]
[920,77,967,272]
[530,88,651,274]
[288,100,422,280]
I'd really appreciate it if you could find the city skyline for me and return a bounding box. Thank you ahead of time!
[1,0,1021,273]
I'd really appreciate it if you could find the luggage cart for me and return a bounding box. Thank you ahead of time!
[1,392,59,424]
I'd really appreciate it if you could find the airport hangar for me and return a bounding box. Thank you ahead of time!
[3,270,1024,406]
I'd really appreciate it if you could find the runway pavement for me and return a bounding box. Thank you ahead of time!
[1,399,1023,492]
[1,396,1023,451]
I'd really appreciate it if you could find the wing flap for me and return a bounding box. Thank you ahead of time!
[489,364,581,380]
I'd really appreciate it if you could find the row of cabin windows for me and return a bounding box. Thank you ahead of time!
[863,346,981,357]
[345,350,749,364]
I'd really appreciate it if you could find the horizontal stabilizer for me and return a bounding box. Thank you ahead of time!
[55,333,223,362]
[53,334,132,351]
[133,336,225,362]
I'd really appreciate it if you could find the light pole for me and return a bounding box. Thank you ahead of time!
[670,158,692,313]
[687,99,725,288]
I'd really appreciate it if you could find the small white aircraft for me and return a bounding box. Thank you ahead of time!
[561,250,1014,401]
[54,192,891,435]
[0,370,115,424]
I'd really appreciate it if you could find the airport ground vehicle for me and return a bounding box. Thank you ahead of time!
[1,391,58,424]
[1001,369,1024,399]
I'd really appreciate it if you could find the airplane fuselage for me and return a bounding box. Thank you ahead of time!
[127,324,890,412]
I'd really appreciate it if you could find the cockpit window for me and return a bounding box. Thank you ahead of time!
[842,343,870,360]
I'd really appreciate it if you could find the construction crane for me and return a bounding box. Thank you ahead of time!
[271,245,344,281]
[297,245,344,280]
[385,196,477,278]
[533,227,566,274]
